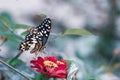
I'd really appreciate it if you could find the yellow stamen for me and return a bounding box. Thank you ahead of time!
[57,61,64,65]
[44,60,58,68]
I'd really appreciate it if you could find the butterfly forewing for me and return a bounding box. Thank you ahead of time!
[36,18,51,46]
[19,18,52,53]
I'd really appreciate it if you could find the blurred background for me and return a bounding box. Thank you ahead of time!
[0,0,120,80]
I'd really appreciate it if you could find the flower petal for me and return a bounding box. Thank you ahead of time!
[30,56,68,79]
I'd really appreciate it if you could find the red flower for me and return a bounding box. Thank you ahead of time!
[30,56,68,78]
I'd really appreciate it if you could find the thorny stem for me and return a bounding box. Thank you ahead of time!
[0,59,32,80]
[9,51,23,64]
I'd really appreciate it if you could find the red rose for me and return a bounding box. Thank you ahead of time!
[30,56,68,78]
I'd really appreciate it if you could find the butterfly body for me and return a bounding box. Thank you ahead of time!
[19,18,52,53]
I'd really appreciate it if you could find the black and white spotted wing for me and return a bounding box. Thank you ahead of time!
[19,18,52,53]
[36,18,51,46]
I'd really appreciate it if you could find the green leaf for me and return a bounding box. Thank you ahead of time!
[5,33,23,50]
[0,16,10,27]
[35,74,50,80]
[5,33,24,42]
[12,24,30,29]
[35,74,43,80]
[63,28,94,36]
[0,26,8,31]
[38,13,46,18]
[21,30,29,36]
[66,60,72,67]
[0,12,14,24]
[7,58,24,66]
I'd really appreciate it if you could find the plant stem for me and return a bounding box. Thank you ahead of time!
[42,75,49,80]
[0,59,32,80]
[9,51,23,64]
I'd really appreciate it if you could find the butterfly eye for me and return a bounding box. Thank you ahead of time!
[19,18,52,53]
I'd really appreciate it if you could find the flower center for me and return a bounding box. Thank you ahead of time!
[44,60,58,69]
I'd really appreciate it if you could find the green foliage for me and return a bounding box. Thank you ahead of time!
[38,13,47,18]
[21,30,29,36]
[7,58,24,66]
[5,33,23,42]
[66,60,72,67]
[0,12,14,23]
[0,16,10,27]
[63,28,94,36]
[12,24,30,29]
[0,16,10,32]
[0,14,11,24]
[34,74,43,80]
[0,25,8,31]
[0,12,29,50]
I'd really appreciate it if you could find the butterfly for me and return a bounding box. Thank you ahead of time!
[18,18,52,53]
